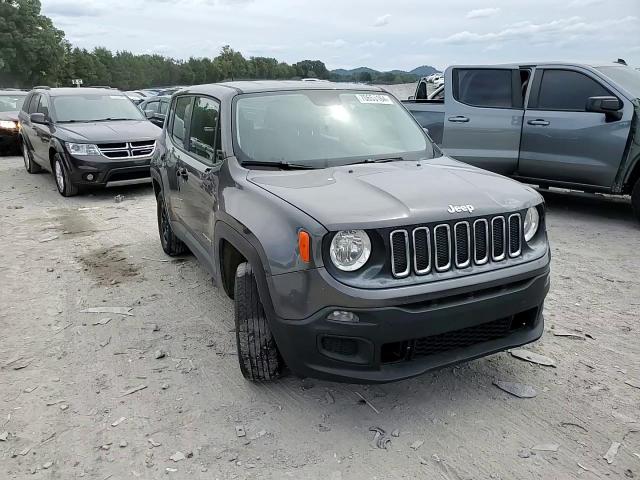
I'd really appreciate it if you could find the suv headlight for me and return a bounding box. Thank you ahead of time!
[523,207,540,242]
[0,120,18,130]
[67,142,101,156]
[329,230,371,271]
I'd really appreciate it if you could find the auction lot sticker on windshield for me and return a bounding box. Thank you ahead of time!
[355,94,393,105]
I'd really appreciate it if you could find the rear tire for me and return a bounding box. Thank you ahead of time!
[234,262,283,381]
[157,193,187,256]
[53,153,78,196]
[632,179,640,222]
[22,142,41,174]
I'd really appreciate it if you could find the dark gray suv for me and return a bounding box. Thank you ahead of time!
[151,81,550,383]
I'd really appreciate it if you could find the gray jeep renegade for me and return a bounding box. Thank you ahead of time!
[150,81,550,383]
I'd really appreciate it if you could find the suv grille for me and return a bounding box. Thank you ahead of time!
[98,140,156,159]
[389,213,523,278]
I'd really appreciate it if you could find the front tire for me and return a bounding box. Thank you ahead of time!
[234,262,283,381]
[157,193,187,256]
[53,153,78,197]
[22,142,41,174]
[632,178,640,222]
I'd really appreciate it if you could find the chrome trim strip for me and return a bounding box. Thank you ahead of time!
[105,177,152,187]
[433,224,452,272]
[454,221,471,269]
[508,213,522,258]
[473,219,489,265]
[98,141,156,159]
[390,230,410,278]
[412,227,431,275]
[491,216,506,261]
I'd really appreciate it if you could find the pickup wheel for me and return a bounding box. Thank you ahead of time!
[22,142,41,174]
[234,262,283,381]
[632,179,640,222]
[53,153,78,196]
[157,193,187,256]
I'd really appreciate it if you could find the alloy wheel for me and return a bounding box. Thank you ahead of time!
[55,160,65,192]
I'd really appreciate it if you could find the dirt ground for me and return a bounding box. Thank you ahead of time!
[1,154,639,480]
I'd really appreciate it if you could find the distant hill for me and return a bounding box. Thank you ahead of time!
[330,65,440,84]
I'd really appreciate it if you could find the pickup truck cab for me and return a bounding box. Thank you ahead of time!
[151,81,550,383]
[404,62,640,220]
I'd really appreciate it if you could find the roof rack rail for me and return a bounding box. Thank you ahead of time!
[93,85,113,89]
[33,85,51,90]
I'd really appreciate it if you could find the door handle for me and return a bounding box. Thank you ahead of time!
[177,167,188,179]
[448,116,470,123]
[527,119,550,126]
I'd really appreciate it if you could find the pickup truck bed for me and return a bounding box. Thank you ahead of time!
[402,100,444,144]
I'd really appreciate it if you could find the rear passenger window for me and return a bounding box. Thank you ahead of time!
[144,101,159,113]
[537,70,610,111]
[454,69,513,108]
[159,101,168,115]
[171,96,193,146]
[188,97,220,163]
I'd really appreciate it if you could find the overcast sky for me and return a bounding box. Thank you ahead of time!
[41,0,640,71]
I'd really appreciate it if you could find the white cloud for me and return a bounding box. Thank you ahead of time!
[44,0,104,17]
[430,16,638,45]
[358,40,386,48]
[466,8,501,19]
[373,14,391,27]
[321,39,347,48]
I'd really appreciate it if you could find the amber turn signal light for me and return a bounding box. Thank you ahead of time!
[298,230,310,263]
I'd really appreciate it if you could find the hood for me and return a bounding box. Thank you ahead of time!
[0,111,19,122]
[247,156,543,230]
[54,120,161,143]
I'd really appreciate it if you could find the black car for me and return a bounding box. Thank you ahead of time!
[0,90,28,154]
[139,95,170,128]
[19,87,161,196]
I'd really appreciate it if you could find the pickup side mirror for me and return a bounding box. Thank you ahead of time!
[144,109,155,119]
[586,96,623,120]
[30,112,47,124]
[408,95,415,100]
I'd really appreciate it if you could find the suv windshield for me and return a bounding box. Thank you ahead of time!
[234,90,433,167]
[52,94,144,122]
[0,94,26,112]
[596,66,640,97]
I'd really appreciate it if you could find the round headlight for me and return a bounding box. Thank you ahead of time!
[523,207,540,242]
[330,230,371,271]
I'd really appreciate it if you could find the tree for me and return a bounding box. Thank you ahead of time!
[0,0,67,86]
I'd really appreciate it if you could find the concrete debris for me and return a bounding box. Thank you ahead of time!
[532,443,560,452]
[0,431,8,441]
[114,195,125,203]
[148,438,161,447]
[391,429,400,437]
[552,329,585,340]
[625,379,640,389]
[39,235,59,243]
[235,425,246,437]
[369,427,391,449]
[59,404,69,411]
[154,350,166,359]
[42,461,53,469]
[119,440,128,448]
[510,349,556,367]
[23,386,38,393]
[111,417,126,427]
[604,441,621,464]
[101,444,111,450]
[92,317,112,326]
[99,337,111,348]
[119,384,147,397]
[493,380,537,398]
[354,391,380,414]
[170,451,186,462]
[161,383,170,390]
[410,440,424,450]
[18,446,31,456]
[518,449,531,458]
[325,391,335,404]
[152,323,160,332]
[81,307,133,316]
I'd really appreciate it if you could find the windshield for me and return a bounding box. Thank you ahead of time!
[596,66,640,97]
[234,90,432,167]
[52,94,144,122]
[0,94,26,113]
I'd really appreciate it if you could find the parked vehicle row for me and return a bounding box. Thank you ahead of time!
[403,61,640,221]
[19,87,161,196]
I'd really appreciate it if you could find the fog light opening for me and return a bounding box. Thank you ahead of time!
[84,173,96,182]
[327,310,359,323]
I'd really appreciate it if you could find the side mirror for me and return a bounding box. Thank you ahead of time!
[423,127,430,135]
[144,110,154,119]
[586,96,623,120]
[408,95,415,100]
[30,112,47,124]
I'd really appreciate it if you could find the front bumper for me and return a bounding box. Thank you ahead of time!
[66,153,152,186]
[0,129,20,152]
[265,253,550,383]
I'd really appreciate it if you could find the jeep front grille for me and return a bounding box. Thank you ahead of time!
[98,140,156,159]
[389,213,523,278]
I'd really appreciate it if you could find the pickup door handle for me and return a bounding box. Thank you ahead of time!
[448,115,470,123]
[527,119,550,126]
[177,167,188,179]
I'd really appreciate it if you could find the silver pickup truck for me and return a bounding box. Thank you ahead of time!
[403,62,640,220]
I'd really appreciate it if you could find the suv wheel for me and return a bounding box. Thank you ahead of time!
[234,262,283,381]
[22,142,41,174]
[157,193,187,256]
[632,178,640,222]
[53,153,78,197]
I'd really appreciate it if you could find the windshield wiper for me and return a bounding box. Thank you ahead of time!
[87,118,138,122]
[346,156,405,166]
[240,160,316,170]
